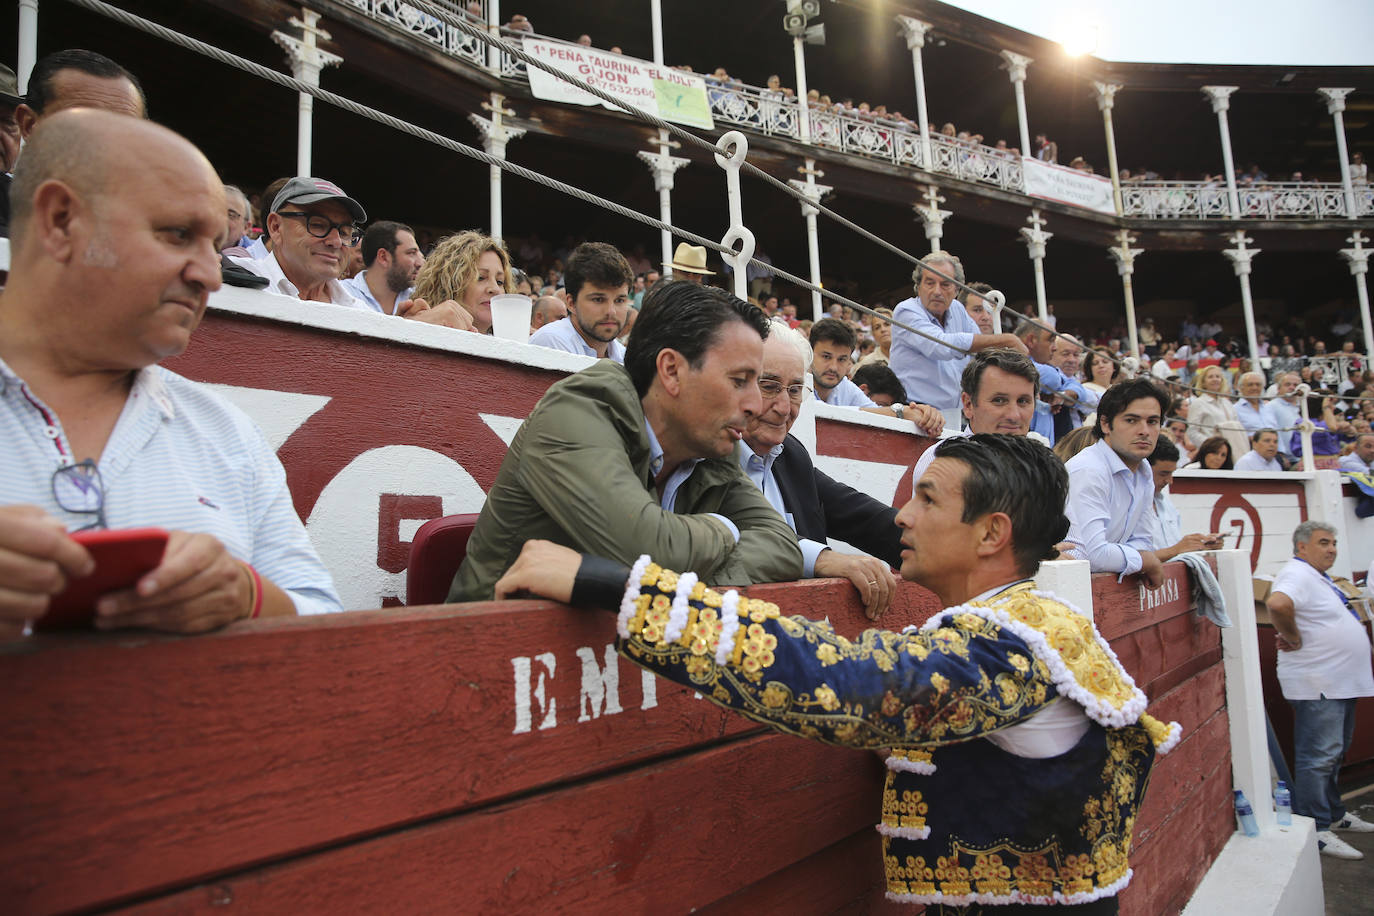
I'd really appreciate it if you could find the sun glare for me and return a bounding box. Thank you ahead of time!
[1059,21,1100,57]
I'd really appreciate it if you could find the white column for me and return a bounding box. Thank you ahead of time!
[895,15,935,170]
[1341,232,1373,360]
[1108,231,1144,359]
[486,0,501,73]
[1093,81,1125,217]
[1318,88,1358,219]
[1222,230,1262,365]
[468,92,525,240]
[650,0,664,66]
[17,0,39,94]
[999,51,1033,159]
[637,136,690,276]
[791,35,811,144]
[1202,86,1241,218]
[1019,209,1052,322]
[914,184,951,254]
[272,9,343,178]
[788,158,832,320]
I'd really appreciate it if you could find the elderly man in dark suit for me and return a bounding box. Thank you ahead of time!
[737,322,905,618]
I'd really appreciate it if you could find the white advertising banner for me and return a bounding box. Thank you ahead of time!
[1022,158,1116,215]
[521,39,715,131]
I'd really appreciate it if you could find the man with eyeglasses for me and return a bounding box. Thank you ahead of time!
[810,318,943,435]
[740,325,904,619]
[230,176,370,308]
[0,111,342,638]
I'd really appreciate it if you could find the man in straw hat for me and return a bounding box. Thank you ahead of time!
[665,242,714,284]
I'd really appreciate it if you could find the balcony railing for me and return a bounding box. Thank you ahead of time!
[335,2,1372,224]
[1123,181,1373,220]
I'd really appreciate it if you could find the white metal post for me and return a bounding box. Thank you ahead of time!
[1202,86,1241,218]
[1000,51,1033,159]
[915,184,951,254]
[715,131,755,301]
[1020,209,1051,322]
[896,16,935,170]
[1340,232,1373,360]
[486,0,501,73]
[17,0,39,94]
[1318,88,1358,219]
[1093,81,1124,217]
[638,136,690,278]
[272,9,342,178]
[791,35,811,144]
[789,159,831,320]
[1109,231,1144,359]
[650,0,664,67]
[1223,230,1262,365]
[469,92,525,240]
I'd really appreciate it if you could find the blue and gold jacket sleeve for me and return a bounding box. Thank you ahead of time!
[615,558,1062,750]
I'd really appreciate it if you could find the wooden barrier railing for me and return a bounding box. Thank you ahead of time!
[1,565,1228,915]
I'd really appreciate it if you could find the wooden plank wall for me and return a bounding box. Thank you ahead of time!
[1,566,1229,915]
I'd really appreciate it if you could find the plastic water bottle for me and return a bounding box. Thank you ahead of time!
[1234,789,1260,837]
[1274,782,1292,826]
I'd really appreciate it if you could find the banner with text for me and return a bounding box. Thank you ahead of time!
[522,39,714,131]
[1022,158,1116,215]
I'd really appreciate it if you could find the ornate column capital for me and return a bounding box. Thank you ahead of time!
[1201,85,1237,114]
[1223,231,1259,276]
[895,15,934,51]
[1092,81,1122,113]
[788,178,833,217]
[1342,231,1370,275]
[469,96,525,157]
[271,9,342,80]
[1019,210,1052,260]
[999,50,1032,84]
[1317,87,1355,115]
[637,150,691,192]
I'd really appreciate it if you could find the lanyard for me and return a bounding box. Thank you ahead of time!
[1294,557,1363,623]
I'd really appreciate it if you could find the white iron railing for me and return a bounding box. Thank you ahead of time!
[336,3,1373,223]
[1123,181,1373,220]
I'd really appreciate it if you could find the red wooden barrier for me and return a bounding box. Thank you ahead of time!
[1,566,1229,915]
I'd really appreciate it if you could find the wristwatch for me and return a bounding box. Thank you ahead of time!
[892,404,905,420]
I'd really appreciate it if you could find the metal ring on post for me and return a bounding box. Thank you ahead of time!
[720,226,756,301]
[985,289,1007,334]
[714,131,752,300]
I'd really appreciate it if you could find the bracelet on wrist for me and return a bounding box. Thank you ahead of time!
[241,562,264,619]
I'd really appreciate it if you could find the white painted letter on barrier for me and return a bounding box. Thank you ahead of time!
[576,644,623,722]
[511,652,558,734]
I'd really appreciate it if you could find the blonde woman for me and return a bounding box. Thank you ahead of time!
[1187,364,1248,457]
[411,231,514,334]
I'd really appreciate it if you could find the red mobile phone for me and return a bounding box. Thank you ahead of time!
[37,528,170,631]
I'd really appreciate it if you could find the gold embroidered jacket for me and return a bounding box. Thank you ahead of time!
[615,560,1180,908]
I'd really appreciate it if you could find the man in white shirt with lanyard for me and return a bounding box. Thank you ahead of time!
[0,110,341,640]
[1267,521,1374,859]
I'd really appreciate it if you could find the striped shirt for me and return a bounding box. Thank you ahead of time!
[0,358,342,617]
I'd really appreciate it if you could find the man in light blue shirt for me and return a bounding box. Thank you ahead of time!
[1235,371,1268,436]
[888,252,1025,417]
[809,317,944,435]
[1338,434,1374,474]
[1065,378,1170,586]
[1261,372,1303,460]
[1016,318,1094,445]
[342,220,423,315]
[528,241,632,362]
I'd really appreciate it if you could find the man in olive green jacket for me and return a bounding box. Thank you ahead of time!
[450,282,804,602]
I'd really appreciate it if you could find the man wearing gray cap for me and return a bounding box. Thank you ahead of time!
[231,177,370,308]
